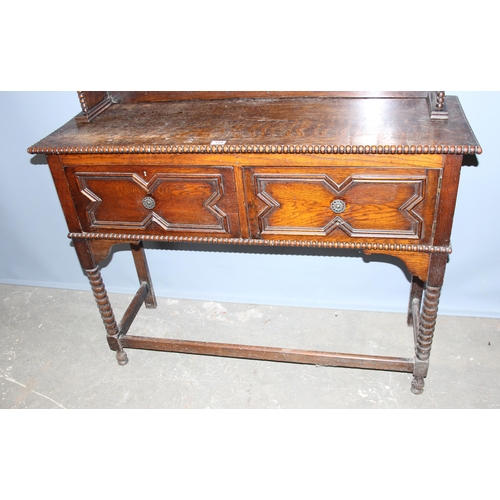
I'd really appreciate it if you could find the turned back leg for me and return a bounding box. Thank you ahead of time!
[407,275,424,327]
[131,242,157,309]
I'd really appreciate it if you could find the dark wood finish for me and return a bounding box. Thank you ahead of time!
[85,266,127,365]
[76,91,113,123]
[130,242,157,309]
[76,91,449,122]
[78,91,110,111]
[30,92,481,395]
[111,91,430,103]
[29,95,481,155]
[428,91,448,119]
[120,336,415,373]
[117,282,150,337]
[407,276,424,327]
[75,91,436,124]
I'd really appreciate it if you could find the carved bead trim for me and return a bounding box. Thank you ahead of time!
[427,91,448,120]
[70,232,452,254]
[77,91,89,114]
[27,143,482,155]
[76,91,113,124]
[435,91,446,111]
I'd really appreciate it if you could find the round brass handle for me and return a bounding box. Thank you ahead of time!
[330,199,346,214]
[142,196,156,210]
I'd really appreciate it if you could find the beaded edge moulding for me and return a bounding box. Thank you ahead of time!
[28,143,482,155]
[69,232,453,255]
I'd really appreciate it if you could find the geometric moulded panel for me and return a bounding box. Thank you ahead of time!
[247,167,440,243]
[72,167,240,236]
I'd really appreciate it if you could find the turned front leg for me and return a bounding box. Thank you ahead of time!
[86,266,128,366]
[411,284,441,394]
[410,249,449,395]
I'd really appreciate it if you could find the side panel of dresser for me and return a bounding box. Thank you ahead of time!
[47,154,156,363]
[410,154,463,393]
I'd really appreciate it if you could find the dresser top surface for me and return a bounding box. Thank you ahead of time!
[29,95,481,155]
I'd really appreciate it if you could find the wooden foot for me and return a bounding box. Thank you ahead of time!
[411,376,425,395]
[116,350,129,366]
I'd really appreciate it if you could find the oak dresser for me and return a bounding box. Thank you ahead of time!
[29,91,481,394]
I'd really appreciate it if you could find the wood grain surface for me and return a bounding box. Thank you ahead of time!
[29,95,481,154]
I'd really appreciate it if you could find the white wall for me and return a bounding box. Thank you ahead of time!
[1,91,498,317]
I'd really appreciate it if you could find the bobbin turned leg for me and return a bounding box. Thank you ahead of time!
[86,266,128,366]
[410,249,449,395]
[70,238,128,365]
[411,284,442,394]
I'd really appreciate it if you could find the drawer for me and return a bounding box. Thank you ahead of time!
[243,166,441,244]
[65,165,241,237]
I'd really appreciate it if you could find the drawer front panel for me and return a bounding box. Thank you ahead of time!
[244,166,440,244]
[66,165,240,237]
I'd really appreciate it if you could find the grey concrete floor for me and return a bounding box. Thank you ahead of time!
[1,283,499,409]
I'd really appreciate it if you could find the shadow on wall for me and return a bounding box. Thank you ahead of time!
[462,154,479,167]
[30,154,48,165]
